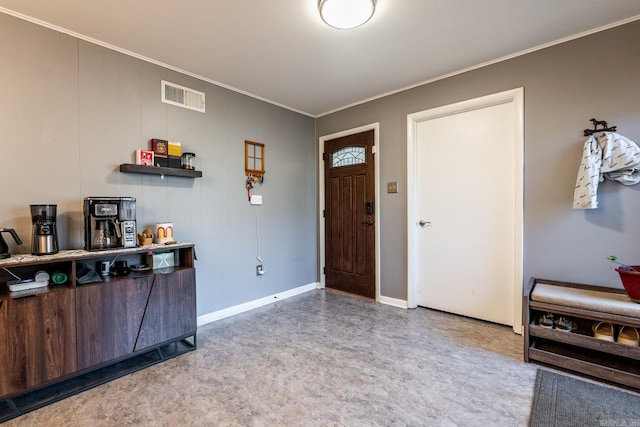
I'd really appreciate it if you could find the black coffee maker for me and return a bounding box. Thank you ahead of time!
[83,197,137,251]
[0,228,22,259]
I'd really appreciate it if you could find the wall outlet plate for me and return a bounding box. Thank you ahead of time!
[387,182,398,193]
[250,195,263,205]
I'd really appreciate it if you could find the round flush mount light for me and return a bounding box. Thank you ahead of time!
[319,0,376,29]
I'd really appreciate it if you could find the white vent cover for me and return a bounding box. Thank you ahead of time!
[161,80,205,113]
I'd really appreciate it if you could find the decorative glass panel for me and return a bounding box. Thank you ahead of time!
[332,146,365,167]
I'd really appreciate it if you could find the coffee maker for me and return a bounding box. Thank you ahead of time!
[30,204,59,255]
[83,197,137,251]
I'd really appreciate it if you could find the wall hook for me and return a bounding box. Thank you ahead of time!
[584,118,617,136]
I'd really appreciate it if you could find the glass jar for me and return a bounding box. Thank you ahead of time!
[181,152,196,170]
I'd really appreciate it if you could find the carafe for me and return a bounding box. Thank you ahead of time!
[92,219,117,249]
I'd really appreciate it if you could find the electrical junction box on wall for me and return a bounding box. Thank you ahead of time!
[250,195,263,205]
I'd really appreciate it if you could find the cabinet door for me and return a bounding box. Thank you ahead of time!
[76,277,152,370]
[0,296,40,397]
[135,268,197,351]
[0,289,76,398]
[39,290,77,381]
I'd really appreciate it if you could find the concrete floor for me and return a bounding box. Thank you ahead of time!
[5,289,538,426]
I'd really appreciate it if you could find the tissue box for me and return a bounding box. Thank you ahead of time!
[147,253,175,269]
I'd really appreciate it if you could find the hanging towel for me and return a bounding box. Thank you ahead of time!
[573,132,640,209]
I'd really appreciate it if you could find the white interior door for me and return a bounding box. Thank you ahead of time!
[407,89,523,330]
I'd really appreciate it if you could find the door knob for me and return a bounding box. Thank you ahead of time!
[418,220,431,227]
[362,219,375,226]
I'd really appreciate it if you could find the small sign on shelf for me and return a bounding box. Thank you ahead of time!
[136,150,155,166]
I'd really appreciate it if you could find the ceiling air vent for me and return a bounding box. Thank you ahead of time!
[161,80,205,113]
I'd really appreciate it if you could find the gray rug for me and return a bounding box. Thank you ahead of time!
[529,369,640,427]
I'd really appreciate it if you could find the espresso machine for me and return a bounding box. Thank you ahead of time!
[83,197,137,251]
[30,204,59,255]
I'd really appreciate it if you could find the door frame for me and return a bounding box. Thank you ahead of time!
[406,88,524,333]
[319,123,381,300]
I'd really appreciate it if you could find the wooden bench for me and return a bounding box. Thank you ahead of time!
[524,278,640,390]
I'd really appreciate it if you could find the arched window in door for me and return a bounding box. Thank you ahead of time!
[332,146,365,168]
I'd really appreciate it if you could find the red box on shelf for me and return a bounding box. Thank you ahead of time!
[136,150,154,166]
[150,139,169,156]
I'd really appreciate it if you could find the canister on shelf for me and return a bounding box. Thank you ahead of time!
[181,152,196,170]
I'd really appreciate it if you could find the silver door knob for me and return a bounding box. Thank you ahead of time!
[418,220,431,227]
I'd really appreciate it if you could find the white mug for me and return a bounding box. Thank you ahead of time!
[156,222,174,244]
[98,261,110,276]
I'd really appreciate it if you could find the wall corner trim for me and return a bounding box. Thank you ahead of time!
[197,283,317,326]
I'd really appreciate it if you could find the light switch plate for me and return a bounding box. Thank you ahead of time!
[250,194,263,205]
[387,182,398,193]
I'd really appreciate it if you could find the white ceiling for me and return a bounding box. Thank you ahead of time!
[1,1,640,117]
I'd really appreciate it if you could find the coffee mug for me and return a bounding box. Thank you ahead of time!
[98,261,110,276]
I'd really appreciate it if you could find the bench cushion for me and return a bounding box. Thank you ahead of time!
[531,283,640,318]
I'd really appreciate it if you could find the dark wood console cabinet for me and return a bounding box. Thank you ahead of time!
[0,243,197,422]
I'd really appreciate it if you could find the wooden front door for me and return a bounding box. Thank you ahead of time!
[324,129,375,299]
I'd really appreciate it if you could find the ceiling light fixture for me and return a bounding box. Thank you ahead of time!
[318,0,376,29]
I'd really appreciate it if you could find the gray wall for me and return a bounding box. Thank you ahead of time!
[317,20,640,300]
[3,12,639,310]
[0,13,317,316]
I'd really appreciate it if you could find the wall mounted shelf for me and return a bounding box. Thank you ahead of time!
[119,163,202,178]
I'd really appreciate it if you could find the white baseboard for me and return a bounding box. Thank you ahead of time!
[379,295,408,309]
[197,282,318,326]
